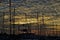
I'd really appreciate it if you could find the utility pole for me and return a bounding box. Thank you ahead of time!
[36,12,39,35]
[1,12,5,34]
[13,7,15,34]
[9,0,11,34]
[41,13,44,25]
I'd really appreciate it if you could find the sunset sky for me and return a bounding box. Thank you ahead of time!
[0,0,60,35]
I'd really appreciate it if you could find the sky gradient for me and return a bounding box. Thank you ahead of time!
[0,0,60,36]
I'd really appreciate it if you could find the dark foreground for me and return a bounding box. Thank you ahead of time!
[0,33,60,40]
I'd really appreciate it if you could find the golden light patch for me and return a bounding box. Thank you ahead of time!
[4,15,10,19]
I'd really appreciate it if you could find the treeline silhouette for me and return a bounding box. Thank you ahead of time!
[0,33,60,40]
